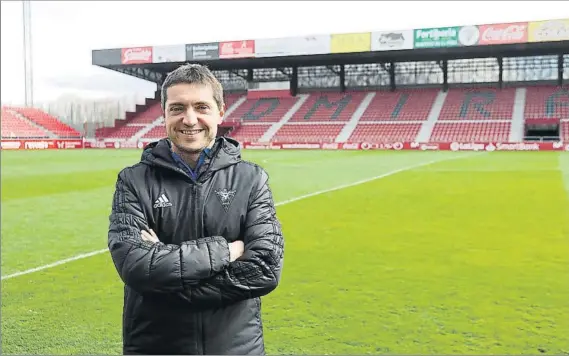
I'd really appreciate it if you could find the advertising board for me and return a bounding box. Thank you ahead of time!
[239,141,566,151]
[477,22,529,45]
[219,40,255,59]
[528,19,569,42]
[92,48,122,66]
[414,27,461,48]
[255,35,331,57]
[152,44,186,63]
[185,42,219,60]
[330,33,371,53]
[121,47,153,64]
[0,139,84,150]
[371,30,414,51]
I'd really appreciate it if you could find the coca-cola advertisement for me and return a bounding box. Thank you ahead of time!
[478,22,529,45]
[121,47,153,64]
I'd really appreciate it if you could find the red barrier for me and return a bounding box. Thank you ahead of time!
[0,139,146,150]
[241,141,568,152]
[0,139,84,150]
[2,139,566,152]
[83,140,146,149]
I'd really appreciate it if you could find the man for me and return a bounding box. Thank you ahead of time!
[107,63,284,355]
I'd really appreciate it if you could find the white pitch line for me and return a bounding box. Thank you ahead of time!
[1,249,109,280]
[1,152,478,281]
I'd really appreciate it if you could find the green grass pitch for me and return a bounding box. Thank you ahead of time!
[1,149,568,354]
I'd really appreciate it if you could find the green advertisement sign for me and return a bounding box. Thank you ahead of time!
[414,26,461,48]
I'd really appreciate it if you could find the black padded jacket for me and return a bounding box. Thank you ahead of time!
[107,137,284,355]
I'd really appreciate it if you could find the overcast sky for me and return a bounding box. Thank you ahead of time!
[0,0,565,105]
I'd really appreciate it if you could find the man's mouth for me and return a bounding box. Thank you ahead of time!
[179,129,204,136]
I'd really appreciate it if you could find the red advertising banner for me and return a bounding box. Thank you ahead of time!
[444,141,565,151]
[0,139,84,150]
[2,139,566,152]
[83,141,120,149]
[121,47,153,64]
[0,139,146,150]
[478,22,529,45]
[219,40,255,59]
[83,140,145,149]
[241,141,568,152]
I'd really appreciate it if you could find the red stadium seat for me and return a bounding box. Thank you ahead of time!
[1,108,50,138]
[8,107,81,137]
[225,97,298,123]
[359,89,438,121]
[438,88,516,121]
[348,123,423,143]
[226,124,273,143]
[430,122,511,142]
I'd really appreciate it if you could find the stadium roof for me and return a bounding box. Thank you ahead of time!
[92,18,569,75]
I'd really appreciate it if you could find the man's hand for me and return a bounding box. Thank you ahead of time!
[141,229,160,243]
[229,240,244,262]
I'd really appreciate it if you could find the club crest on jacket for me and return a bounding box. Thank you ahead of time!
[214,188,236,212]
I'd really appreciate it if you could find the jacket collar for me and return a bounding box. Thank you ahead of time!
[140,136,242,175]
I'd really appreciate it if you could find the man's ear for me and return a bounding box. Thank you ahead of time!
[218,107,225,124]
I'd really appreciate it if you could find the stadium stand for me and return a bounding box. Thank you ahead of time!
[3,23,567,147]
[9,107,81,138]
[93,91,163,141]
[524,86,568,120]
[348,123,423,143]
[562,121,569,141]
[227,124,273,143]
[219,85,563,143]
[359,89,438,122]
[1,106,81,138]
[3,85,566,144]
[430,122,512,142]
[272,123,345,143]
[225,97,299,123]
[1,107,50,138]
[438,88,516,121]
[287,91,366,122]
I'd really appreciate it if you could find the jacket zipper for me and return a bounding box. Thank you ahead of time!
[151,159,207,353]
[192,184,200,240]
[191,182,205,354]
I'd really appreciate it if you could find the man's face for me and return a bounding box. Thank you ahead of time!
[164,83,224,154]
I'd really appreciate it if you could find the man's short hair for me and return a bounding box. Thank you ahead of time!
[161,64,225,111]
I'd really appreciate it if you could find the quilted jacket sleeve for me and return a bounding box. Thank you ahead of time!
[181,169,284,308]
[108,170,231,293]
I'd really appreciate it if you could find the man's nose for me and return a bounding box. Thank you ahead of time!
[182,109,199,126]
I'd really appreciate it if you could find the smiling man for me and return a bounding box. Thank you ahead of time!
[107,64,285,355]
